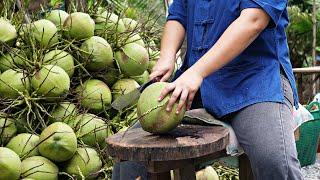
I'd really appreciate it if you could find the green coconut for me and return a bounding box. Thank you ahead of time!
[46,10,69,28]
[63,12,95,40]
[101,67,121,86]
[0,49,27,71]
[111,78,140,100]
[125,7,138,19]
[64,147,102,179]
[95,12,126,34]
[76,79,112,112]
[0,69,30,99]
[31,65,70,98]
[43,50,75,77]
[18,23,30,36]
[0,147,21,180]
[80,36,113,71]
[131,71,149,85]
[147,60,157,73]
[115,43,149,76]
[38,122,77,162]
[125,109,138,126]
[0,18,17,44]
[49,102,77,123]
[15,116,28,133]
[148,40,158,49]
[0,115,17,144]
[31,19,59,47]
[137,82,186,134]
[21,156,58,180]
[74,113,110,147]
[6,133,39,158]
[126,34,145,47]
[196,166,219,180]
[0,54,15,71]
[122,18,138,31]
[96,7,107,15]
[148,48,160,61]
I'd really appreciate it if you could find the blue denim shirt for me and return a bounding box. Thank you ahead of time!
[168,0,299,118]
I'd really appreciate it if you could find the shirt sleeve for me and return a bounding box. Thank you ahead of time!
[240,0,287,27]
[166,0,187,30]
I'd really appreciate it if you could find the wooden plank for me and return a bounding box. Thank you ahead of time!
[293,67,320,74]
[239,154,254,180]
[106,125,229,162]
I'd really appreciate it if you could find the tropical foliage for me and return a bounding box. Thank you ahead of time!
[287,0,320,68]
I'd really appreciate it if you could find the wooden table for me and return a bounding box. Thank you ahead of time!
[106,124,253,180]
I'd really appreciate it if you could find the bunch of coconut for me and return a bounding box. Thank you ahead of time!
[0,4,163,178]
[0,122,105,179]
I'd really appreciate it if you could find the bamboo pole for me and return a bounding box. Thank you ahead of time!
[312,0,318,95]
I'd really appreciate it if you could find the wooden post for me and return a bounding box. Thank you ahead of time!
[177,163,196,180]
[239,154,254,180]
[312,0,318,94]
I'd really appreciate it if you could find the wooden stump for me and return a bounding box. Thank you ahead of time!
[107,125,229,162]
[106,125,230,180]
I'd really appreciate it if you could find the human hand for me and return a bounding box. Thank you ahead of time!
[149,54,176,82]
[158,68,203,114]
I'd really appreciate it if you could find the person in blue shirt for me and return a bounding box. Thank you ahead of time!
[112,0,303,179]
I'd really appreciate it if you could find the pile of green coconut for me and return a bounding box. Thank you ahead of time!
[0,3,179,178]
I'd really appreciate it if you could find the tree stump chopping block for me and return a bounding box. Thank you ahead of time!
[106,124,230,180]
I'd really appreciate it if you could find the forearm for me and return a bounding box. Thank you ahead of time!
[190,9,270,78]
[160,20,186,60]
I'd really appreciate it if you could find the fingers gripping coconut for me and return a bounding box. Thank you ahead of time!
[158,68,203,113]
[137,82,186,134]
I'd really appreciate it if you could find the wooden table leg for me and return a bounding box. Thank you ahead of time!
[148,172,171,180]
[239,154,254,180]
[176,163,196,180]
